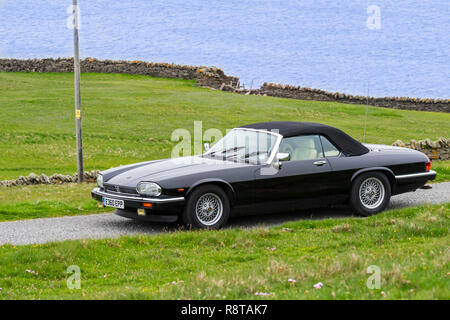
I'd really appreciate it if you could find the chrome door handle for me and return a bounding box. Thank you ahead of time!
[313,160,327,166]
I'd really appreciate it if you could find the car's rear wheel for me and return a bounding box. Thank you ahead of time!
[350,172,391,216]
[182,184,230,229]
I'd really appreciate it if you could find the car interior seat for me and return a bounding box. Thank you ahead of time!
[292,137,318,160]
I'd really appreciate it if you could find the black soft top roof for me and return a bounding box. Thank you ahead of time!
[239,121,369,156]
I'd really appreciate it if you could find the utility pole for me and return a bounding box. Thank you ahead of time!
[73,0,84,182]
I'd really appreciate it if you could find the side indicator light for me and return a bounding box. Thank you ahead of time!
[178,188,185,192]
[142,203,152,208]
[137,209,146,216]
[426,161,431,171]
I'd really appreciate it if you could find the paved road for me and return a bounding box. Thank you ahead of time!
[1,182,449,245]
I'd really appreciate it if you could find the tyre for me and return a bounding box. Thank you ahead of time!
[350,172,391,217]
[182,184,230,229]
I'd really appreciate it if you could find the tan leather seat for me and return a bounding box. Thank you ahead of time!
[292,138,318,160]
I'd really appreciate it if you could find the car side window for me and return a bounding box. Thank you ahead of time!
[319,136,340,157]
[279,135,324,161]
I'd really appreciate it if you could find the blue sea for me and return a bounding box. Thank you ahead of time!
[0,0,448,98]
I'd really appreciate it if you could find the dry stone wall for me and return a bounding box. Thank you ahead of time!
[253,83,449,113]
[0,170,99,187]
[0,58,239,87]
[393,138,449,161]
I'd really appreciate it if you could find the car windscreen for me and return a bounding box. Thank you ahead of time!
[204,129,277,164]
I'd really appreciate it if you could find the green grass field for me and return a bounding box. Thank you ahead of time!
[0,203,448,300]
[0,72,449,180]
[0,72,448,300]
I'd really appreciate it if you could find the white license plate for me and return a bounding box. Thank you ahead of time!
[102,197,124,209]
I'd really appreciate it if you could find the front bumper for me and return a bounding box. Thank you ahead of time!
[91,187,185,221]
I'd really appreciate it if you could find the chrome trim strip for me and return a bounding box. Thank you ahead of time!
[103,189,139,197]
[395,170,436,180]
[92,188,185,203]
[266,133,283,165]
[233,127,283,138]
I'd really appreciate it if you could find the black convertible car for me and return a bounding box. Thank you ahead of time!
[92,122,436,229]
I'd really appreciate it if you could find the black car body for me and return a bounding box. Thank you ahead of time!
[92,122,436,228]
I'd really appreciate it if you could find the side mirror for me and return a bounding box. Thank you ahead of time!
[204,143,210,152]
[274,152,290,169]
[277,153,290,162]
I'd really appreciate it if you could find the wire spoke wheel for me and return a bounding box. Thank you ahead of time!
[358,177,385,209]
[195,193,223,226]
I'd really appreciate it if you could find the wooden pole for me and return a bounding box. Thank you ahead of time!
[73,0,84,182]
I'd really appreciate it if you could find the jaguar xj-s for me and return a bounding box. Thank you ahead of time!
[92,122,436,229]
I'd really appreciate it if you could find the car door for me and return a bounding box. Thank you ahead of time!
[252,135,333,207]
[317,135,351,203]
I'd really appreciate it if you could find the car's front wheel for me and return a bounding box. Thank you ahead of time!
[182,184,230,229]
[350,172,391,216]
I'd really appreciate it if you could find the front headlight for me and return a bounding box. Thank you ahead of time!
[97,174,104,188]
[136,182,162,197]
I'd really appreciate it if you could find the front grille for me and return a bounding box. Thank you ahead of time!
[104,184,138,195]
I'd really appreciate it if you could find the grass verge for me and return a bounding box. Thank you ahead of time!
[432,161,450,183]
[0,183,111,221]
[0,203,448,300]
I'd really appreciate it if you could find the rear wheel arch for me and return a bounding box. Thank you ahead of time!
[351,167,395,191]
